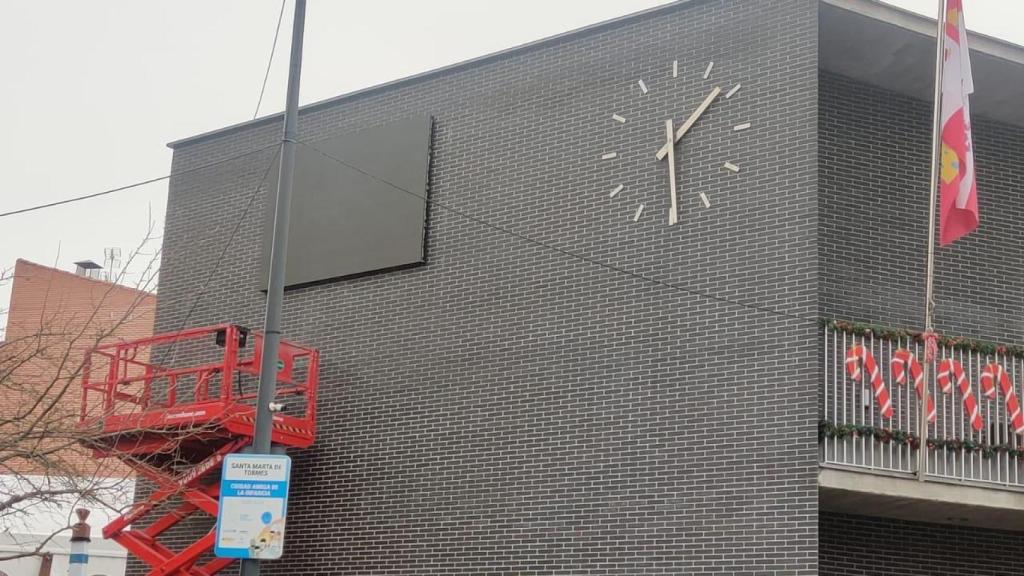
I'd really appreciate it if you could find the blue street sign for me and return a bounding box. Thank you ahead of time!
[214,453,291,559]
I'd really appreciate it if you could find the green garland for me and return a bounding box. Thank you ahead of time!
[821,319,1024,360]
[819,419,1024,459]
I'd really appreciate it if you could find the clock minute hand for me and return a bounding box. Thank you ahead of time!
[655,86,722,161]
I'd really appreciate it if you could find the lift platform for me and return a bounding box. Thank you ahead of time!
[78,324,319,576]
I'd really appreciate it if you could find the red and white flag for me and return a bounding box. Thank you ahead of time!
[939,0,978,245]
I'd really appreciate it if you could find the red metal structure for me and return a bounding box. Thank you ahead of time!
[79,324,319,576]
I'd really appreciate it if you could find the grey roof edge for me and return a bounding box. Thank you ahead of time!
[822,0,1024,66]
[169,0,1024,150]
[168,0,697,149]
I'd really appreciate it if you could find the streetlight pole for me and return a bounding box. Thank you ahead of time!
[241,1,306,574]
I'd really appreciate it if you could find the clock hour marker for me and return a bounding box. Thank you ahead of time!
[723,162,740,173]
[726,83,742,99]
[612,114,627,124]
[703,61,714,79]
[633,204,645,222]
[672,60,678,78]
[609,184,624,198]
[638,79,648,94]
[699,192,711,208]
[733,122,751,131]
[601,152,618,160]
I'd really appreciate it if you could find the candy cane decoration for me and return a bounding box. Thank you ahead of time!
[890,349,936,423]
[845,345,893,418]
[980,363,1024,435]
[936,358,984,431]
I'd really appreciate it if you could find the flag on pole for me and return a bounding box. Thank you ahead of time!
[938,0,978,245]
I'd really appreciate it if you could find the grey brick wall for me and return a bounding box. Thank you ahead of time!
[820,512,1024,576]
[140,1,820,574]
[817,72,1024,575]
[819,71,1024,342]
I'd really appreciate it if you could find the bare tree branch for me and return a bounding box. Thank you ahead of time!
[0,225,175,562]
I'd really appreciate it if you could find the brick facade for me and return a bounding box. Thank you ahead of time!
[820,512,1024,576]
[130,2,1024,574]
[818,71,1024,574]
[149,0,819,573]
[819,71,1024,342]
[0,259,154,576]
[3,259,155,478]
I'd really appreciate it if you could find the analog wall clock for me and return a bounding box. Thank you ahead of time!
[600,59,746,224]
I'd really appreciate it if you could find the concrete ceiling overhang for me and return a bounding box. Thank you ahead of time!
[821,0,1024,128]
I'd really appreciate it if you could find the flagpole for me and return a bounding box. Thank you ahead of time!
[919,0,947,481]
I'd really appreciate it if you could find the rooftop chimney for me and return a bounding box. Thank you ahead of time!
[73,260,103,280]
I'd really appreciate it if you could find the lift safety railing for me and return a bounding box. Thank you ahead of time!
[76,324,320,576]
[79,323,319,445]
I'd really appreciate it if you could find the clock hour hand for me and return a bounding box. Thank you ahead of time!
[655,86,722,160]
[665,119,678,226]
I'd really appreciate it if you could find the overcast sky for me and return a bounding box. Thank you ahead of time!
[1,0,1021,334]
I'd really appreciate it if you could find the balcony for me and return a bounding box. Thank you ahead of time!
[818,322,1024,529]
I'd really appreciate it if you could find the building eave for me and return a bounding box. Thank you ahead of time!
[822,0,1024,66]
[821,0,1024,127]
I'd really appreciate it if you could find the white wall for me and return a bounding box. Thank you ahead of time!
[0,475,134,576]
[0,533,126,576]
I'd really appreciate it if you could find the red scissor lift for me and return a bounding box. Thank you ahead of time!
[79,324,319,576]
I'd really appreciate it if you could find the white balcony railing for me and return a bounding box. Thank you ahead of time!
[820,323,1024,490]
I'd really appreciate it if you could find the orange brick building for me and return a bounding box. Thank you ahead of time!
[0,259,156,575]
[2,258,156,477]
